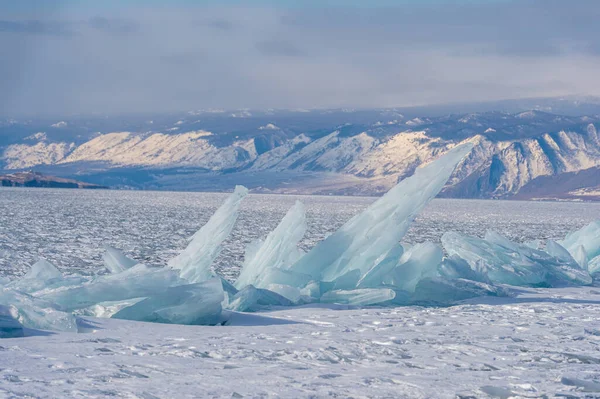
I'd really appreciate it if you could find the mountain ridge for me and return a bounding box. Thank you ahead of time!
[1,107,600,199]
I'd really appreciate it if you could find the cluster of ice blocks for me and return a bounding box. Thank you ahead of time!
[2,143,600,335]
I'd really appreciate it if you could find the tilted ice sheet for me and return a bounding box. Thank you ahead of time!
[235,201,306,289]
[169,185,248,283]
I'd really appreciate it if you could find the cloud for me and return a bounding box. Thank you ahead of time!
[255,39,305,57]
[0,19,74,36]
[0,0,599,116]
[88,16,137,34]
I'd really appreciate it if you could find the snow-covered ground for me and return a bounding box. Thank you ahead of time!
[1,286,599,398]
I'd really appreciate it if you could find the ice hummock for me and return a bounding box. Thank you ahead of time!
[2,145,600,336]
[282,144,475,285]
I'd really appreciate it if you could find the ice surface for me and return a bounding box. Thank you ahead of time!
[103,246,138,274]
[169,185,248,283]
[235,201,306,289]
[287,143,474,284]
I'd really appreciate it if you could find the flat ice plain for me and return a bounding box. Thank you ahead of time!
[2,188,600,398]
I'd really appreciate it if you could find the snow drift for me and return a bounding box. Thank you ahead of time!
[2,142,600,335]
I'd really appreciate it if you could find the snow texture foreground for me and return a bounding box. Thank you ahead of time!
[2,143,600,334]
[1,287,600,398]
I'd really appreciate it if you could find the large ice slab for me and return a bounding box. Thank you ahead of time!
[169,185,248,283]
[235,201,306,289]
[287,143,474,283]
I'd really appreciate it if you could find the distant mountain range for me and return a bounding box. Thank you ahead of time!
[1,97,600,200]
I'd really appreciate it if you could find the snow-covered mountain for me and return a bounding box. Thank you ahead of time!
[1,107,600,199]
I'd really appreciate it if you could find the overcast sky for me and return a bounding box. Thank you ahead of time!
[1,0,599,116]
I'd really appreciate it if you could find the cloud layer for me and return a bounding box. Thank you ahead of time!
[1,0,600,116]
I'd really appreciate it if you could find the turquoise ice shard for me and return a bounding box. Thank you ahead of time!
[545,240,577,264]
[235,201,306,289]
[572,246,588,271]
[560,221,600,257]
[24,259,62,282]
[441,231,592,287]
[40,264,183,312]
[103,246,138,274]
[226,285,293,312]
[0,289,78,333]
[287,143,474,283]
[320,288,396,306]
[589,256,600,276]
[559,220,600,269]
[357,244,405,289]
[113,278,224,325]
[388,242,443,292]
[0,305,24,338]
[169,185,248,283]
[438,255,491,283]
[5,259,64,294]
[410,278,506,305]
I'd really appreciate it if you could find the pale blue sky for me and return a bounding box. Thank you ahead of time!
[1,0,599,116]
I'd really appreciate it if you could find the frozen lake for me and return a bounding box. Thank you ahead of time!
[1,187,600,280]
